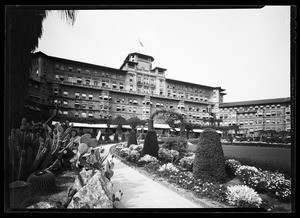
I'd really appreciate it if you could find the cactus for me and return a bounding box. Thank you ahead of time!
[26,170,56,195]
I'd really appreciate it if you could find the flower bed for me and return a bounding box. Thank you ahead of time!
[110,143,291,211]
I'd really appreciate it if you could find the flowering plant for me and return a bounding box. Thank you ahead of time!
[158,148,179,162]
[179,155,194,171]
[225,159,241,176]
[137,154,158,163]
[235,165,263,190]
[159,163,179,173]
[261,170,291,202]
[226,185,263,208]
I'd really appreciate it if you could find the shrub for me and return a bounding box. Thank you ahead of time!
[193,128,226,182]
[142,130,159,158]
[262,170,291,202]
[127,150,140,163]
[226,185,262,208]
[235,165,263,190]
[179,155,195,171]
[113,133,119,142]
[225,159,242,176]
[127,131,137,147]
[140,133,146,140]
[158,148,179,163]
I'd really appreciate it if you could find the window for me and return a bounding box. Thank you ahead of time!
[82,104,87,109]
[59,74,64,81]
[77,77,82,84]
[89,105,93,109]
[63,111,68,115]
[77,68,81,73]
[81,112,86,118]
[94,81,98,86]
[112,81,117,89]
[60,65,64,70]
[55,74,59,80]
[63,100,68,106]
[88,112,93,117]
[68,76,73,82]
[75,93,80,98]
[82,93,86,99]
[55,65,59,70]
[119,83,124,90]
[75,112,79,117]
[63,91,68,97]
[89,94,93,100]
[68,67,73,72]
[53,88,59,96]
[86,79,90,85]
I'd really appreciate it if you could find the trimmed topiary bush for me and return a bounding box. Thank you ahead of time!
[113,133,119,142]
[193,128,226,182]
[127,131,137,147]
[142,130,159,158]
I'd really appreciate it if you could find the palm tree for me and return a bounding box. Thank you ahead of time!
[5,7,77,131]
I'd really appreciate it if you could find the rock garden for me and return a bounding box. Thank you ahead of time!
[8,117,122,210]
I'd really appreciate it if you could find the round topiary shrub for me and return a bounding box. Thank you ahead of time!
[193,128,226,182]
[142,130,159,158]
[127,131,137,147]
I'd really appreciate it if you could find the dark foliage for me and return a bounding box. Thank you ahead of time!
[142,130,159,158]
[193,128,226,182]
[127,131,137,147]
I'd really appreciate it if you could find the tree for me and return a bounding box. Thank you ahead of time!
[5,7,77,131]
[111,116,127,135]
[126,116,145,132]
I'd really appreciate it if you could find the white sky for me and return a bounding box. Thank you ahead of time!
[35,6,291,102]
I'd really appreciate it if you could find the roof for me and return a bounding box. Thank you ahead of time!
[152,66,167,71]
[166,78,222,90]
[220,97,291,108]
[32,51,127,74]
[128,52,155,62]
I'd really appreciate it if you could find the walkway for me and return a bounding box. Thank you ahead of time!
[105,144,201,208]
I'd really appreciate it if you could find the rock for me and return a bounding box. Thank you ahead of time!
[27,201,54,209]
[67,170,113,208]
[73,168,95,191]
[9,181,32,209]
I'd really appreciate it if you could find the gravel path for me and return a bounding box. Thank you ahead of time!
[111,157,201,208]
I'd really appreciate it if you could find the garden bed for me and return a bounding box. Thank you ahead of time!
[110,142,292,212]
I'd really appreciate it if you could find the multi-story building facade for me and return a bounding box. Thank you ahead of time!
[218,98,291,136]
[27,52,226,126]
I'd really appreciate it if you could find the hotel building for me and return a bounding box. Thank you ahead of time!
[27,52,226,127]
[26,51,290,135]
[218,98,291,136]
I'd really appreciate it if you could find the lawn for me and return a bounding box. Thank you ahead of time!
[187,143,291,178]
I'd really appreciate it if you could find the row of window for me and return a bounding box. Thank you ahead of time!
[220,104,288,112]
[54,64,123,79]
[54,74,125,89]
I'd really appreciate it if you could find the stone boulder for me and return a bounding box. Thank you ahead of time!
[67,170,113,208]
